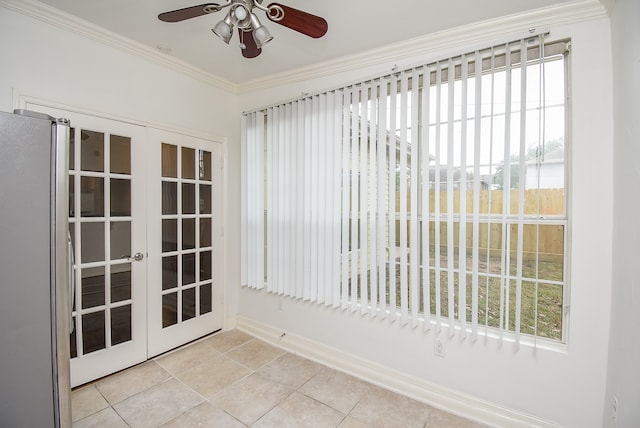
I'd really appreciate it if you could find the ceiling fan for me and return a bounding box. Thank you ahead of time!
[158,1,328,58]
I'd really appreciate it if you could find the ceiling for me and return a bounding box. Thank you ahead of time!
[35,0,580,85]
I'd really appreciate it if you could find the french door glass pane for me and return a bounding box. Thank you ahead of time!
[110,135,131,174]
[182,183,196,214]
[69,180,75,217]
[111,305,132,346]
[182,147,196,179]
[163,293,178,328]
[82,311,105,354]
[200,218,211,247]
[162,219,178,252]
[200,184,211,214]
[80,223,104,263]
[69,128,76,170]
[182,253,196,286]
[81,177,104,217]
[110,222,131,260]
[200,150,211,180]
[200,284,212,314]
[182,218,196,250]
[200,251,212,281]
[162,144,178,178]
[182,287,196,321]
[81,267,105,309]
[111,265,131,302]
[110,179,131,216]
[81,131,104,172]
[162,256,178,290]
[162,182,177,215]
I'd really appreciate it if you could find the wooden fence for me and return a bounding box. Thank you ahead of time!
[394,189,565,260]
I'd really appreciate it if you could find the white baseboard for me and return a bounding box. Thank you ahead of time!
[236,315,560,428]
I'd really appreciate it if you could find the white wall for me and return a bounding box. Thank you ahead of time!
[0,6,242,327]
[605,0,640,426]
[237,14,615,428]
[0,9,236,135]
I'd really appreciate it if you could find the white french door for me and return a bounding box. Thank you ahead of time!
[26,103,224,386]
[146,129,224,357]
[32,107,150,387]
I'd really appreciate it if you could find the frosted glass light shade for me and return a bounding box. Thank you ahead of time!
[249,13,273,48]
[253,26,273,48]
[234,5,248,21]
[212,18,233,44]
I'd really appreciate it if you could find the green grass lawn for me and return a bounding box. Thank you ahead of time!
[450,257,563,340]
[352,255,564,341]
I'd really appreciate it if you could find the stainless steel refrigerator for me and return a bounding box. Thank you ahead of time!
[0,109,72,427]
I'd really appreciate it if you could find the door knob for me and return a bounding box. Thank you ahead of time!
[122,252,144,261]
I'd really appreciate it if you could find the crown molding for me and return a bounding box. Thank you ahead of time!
[238,0,608,94]
[0,0,240,94]
[596,0,615,15]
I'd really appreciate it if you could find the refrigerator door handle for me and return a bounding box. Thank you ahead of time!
[53,116,72,428]
[67,233,75,333]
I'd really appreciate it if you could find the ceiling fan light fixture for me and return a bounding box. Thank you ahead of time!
[250,13,273,48]
[212,13,234,44]
[159,1,328,58]
[233,5,248,21]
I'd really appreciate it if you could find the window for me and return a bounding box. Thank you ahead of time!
[242,36,569,346]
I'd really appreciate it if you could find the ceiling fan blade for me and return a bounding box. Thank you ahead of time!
[266,3,328,38]
[239,29,262,58]
[158,3,221,23]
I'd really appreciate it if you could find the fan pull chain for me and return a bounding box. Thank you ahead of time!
[239,30,246,50]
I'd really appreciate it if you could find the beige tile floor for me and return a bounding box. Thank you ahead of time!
[71,330,485,428]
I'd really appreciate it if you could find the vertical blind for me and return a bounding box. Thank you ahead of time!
[242,35,569,346]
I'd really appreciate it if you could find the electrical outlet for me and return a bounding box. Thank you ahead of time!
[433,338,445,358]
[612,396,619,425]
